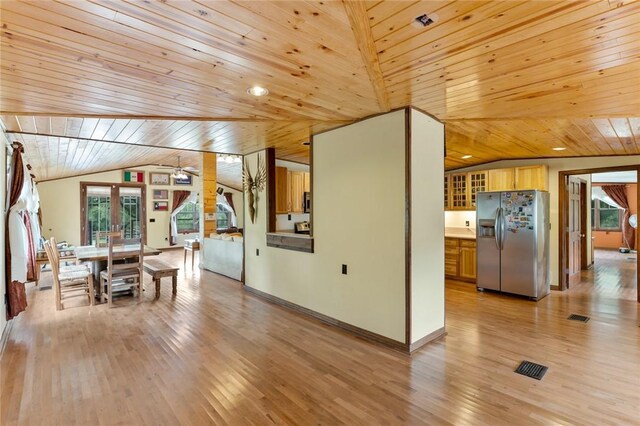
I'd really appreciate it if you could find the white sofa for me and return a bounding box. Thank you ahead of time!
[202,236,243,281]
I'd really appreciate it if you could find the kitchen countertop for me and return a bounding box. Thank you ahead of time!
[445,227,476,240]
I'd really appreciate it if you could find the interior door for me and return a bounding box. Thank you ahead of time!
[580,180,589,270]
[568,176,582,286]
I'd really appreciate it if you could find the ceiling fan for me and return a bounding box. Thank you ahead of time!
[155,156,199,178]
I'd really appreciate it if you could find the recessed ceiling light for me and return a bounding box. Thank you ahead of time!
[461,155,473,159]
[552,147,567,151]
[302,141,310,146]
[247,86,269,97]
[412,13,439,28]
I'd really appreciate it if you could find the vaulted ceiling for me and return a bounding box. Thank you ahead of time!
[1,1,639,180]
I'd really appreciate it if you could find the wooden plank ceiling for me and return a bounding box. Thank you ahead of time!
[1,0,639,179]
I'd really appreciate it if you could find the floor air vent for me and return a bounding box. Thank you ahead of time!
[515,360,548,380]
[568,314,590,322]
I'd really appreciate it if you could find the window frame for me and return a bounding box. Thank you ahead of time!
[591,198,623,231]
[175,200,199,234]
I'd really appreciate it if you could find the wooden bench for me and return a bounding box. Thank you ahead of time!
[143,259,179,298]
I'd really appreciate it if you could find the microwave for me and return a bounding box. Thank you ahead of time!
[303,191,311,213]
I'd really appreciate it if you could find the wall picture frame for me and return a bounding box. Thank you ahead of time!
[123,169,145,183]
[173,175,192,185]
[150,172,170,185]
[153,201,169,211]
[153,189,169,200]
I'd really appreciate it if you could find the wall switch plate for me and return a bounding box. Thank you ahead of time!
[150,218,156,223]
[341,264,347,275]
[288,214,292,220]
[256,248,259,256]
[465,220,470,227]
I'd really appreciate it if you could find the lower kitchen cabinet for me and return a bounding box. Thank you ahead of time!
[445,237,476,282]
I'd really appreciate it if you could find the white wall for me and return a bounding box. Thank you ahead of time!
[1,130,8,335]
[454,155,640,286]
[38,165,200,249]
[245,110,408,342]
[445,211,476,229]
[410,109,445,343]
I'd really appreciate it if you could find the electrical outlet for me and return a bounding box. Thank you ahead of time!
[256,248,260,256]
[341,264,347,275]
[465,220,470,227]
[288,214,292,220]
[150,218,156,223]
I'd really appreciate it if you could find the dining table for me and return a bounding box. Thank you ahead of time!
[74,244,161,299]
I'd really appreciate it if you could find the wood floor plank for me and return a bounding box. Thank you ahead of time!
[1,249,638,425]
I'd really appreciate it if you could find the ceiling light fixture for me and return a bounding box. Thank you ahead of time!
[461,155,473,159]
[412,13,439,28]
[302,141,310,146]
[247,86,269,97]
[217,154,243,164]
[552,147,567,151]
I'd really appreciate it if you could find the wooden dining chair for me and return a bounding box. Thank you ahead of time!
[50,237,90,274]
[100,233,144,308]
[43,240,95,311]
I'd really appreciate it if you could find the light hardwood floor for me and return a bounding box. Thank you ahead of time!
[1,249,639,425]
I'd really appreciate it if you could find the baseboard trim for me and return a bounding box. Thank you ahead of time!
[409,327,446,353]
[243,285,410,353]
[550,285,560,291]
[0,320,14,360]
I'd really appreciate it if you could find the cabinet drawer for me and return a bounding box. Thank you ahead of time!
[445,263,458,276]
[460,239,476,248]
[445,238,458,248]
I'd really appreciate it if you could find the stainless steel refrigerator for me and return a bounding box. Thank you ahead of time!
[476,190,550,300]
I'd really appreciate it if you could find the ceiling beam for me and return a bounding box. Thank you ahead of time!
[343,1,390,112]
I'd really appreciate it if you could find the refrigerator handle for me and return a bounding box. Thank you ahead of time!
[500,207,506,250]
[494,208,501,250]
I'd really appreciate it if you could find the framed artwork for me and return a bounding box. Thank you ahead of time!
[153,189,169,200]
[123,169,145,183]
[153,201,169,211]
[174,175,192,185]
[150,172,170,185]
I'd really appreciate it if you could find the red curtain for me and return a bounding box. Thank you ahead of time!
[5,143,28,320]
[170,190,192,246]
[602,184,635,249]
[223,192,235,214]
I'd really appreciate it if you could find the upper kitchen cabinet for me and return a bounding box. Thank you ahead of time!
[289,171,305,213]
[487,168,516,191]
[450,173,468,209]
[468,171,488,208]
[275,166,289,214]
[515,165,548,191]
[444,170,488,210]
[487,165,548,192]
[303,172,311,192]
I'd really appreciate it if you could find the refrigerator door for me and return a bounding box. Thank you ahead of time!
[500,191,538,297]
[476,192,501,291]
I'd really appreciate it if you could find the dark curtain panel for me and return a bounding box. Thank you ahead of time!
[602,184,635,249]
[5,143,28,320]
[223,192,235,214]
[170,190,192,246]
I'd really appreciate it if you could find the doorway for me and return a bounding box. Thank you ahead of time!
[80,182,147,245]
[559,166,639,302]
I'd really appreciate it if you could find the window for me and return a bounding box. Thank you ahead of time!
[216,202,233,230]
[176,201,199,233]
[591,199,622,231]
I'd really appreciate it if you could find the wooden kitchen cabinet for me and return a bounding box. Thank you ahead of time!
[450,173,468,209]
[444,174,450,209]
[458,239,477,280]
[487,168,516,191]
[467,171,488,208]
[445,238,477,282]
[303,172,311,192]
[515,165,548,191]
[445,238,459,277]
[289,171,305,213]
[275,166,289,214]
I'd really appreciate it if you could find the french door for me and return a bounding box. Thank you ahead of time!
[81,182,146,245]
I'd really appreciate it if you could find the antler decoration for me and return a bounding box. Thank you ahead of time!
[243,153,267,224]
